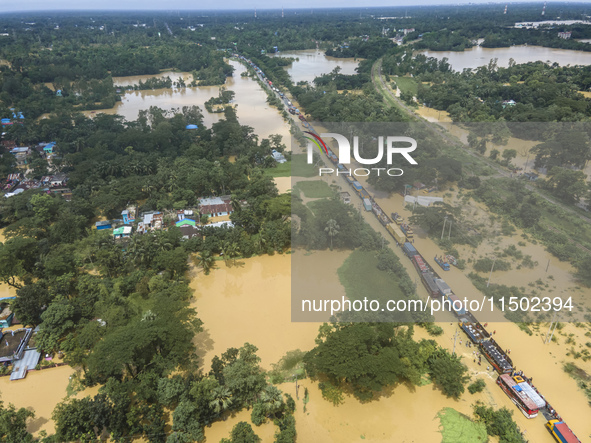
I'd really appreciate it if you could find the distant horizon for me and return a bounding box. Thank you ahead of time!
[3,1,591,14]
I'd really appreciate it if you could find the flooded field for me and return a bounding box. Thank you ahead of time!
[41,60,291,144]
[189,253,341,370]
[273,176,292,194]
[0,365,74,435]
[421,45,591,71]
[271,49,360,84]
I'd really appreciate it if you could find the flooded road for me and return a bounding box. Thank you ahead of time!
[271,49,360,83]
[421,45,591,71]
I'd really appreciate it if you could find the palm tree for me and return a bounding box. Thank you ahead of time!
[209,386,233,415]
[325,219,340,250]
[259,385,284,415]
[196,250,215,275]
[226,242,239,266]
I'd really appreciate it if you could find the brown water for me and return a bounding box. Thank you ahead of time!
[40,61,291,144]
[0,365,74,435]
[189,253,331,371]
[270,49,360,84]
[273,177,292,194]
[421,45,591,72]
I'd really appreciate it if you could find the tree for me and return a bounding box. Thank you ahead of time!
[324,219,340,250]
[0,402,35,443]
[427,349,469,399]
[543,167,588,204]
[501,149,517,163]
[53,394,112,442]
[195,250,215,275]
[220,422,260,443]
[13,282,52,326]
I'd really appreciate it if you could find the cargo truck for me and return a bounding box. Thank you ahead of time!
[386,223,406,245]
[402,242,418,258]
[434,278,452,297]
[421,272,440,298]
[363,198,372,211]
[545,419,581,443]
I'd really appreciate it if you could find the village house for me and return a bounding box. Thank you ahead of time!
[113,226,132,239]
[199,196,233,218]
[9,147,31,166]
[340,191,351,204]
[271,149,287,163]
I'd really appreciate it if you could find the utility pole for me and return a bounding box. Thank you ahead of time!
[452,329,459,356]
[545,259,550,273]
[545,311,558,344]
[448,219,452,239]
[487,257,496,288]
[441,216,448,240]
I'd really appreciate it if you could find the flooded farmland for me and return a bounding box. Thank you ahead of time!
[271,49,360,84]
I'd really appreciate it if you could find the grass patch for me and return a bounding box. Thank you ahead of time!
[264,160,292,178]
[438,408,487,443]
[291,154,318,178]
[294,180,334,199]
[337,250,405,303]
[394,77,418,96]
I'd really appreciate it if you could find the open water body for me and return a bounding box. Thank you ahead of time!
[270,49,360,83]
[421,45,591,71]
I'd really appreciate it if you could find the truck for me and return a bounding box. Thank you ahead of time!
[434,278,452,297]
[458,312,490,344]
[363,198,372,211]
[446,293,466,316]
[411,254,428,274]
[402,242,417,258]
[421,272,440,298]
[386,223,406,245]
[337,164,350,175]
[298,114,306,122]
[434,255,450,271]
[391,212,403,225]
[545,420,581,443]
[352,181,363,194]
[358,188,370,200]
[400,223,414,239]
[345,175,355,185]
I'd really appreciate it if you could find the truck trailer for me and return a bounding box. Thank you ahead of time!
[545,419,581,443]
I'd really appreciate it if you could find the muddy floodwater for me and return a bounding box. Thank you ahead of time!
[189,253,334,370]
[421,45,591,71]
[0,365,75,435]
[270,49,360,84]
[43,60,292,144]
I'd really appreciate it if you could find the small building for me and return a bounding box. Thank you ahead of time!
[6,173,21,182]
[558,31,572,40]
[199,197,233,218]
[49,173,67,187]
[207,220,235,229]
[176,218,196,228]
[502,99,516,108]
[95,220,112,230]
[523,172,538,181]
[179,225,200,240]
[9,147,31,165]
[340,191,351,204]
[271,149,287,163]
[113,226,132,239]
[0,305,14,328]
[121,207,136,225]
[0,328,32,363]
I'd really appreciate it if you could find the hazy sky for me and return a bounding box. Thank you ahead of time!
[3,0,589,13]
